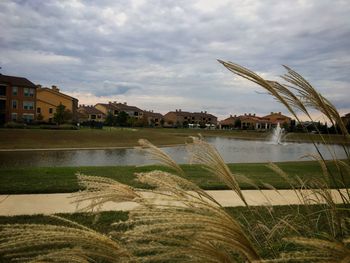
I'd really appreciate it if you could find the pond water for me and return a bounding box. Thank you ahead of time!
[0,137,347,168]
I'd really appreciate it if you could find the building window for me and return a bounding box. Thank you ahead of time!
[37,107,41,114]
[22,113,34,123]
[12,86,18,96]
[97,115,101,119]
[12,100,18,109]
[49,108,53,114]
[29,88,35,97]
[24,88,29,96]
[91,114,96,120]
[0,85,6,96]
[11,113,17,121]
[23,101,34,110]
[49,118,53,123]
[134,112,139,116]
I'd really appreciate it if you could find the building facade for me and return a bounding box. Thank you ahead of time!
[143,111,163,127]
[164,109,217,128]
[36,86,78,123]
[0,74,37,125]
[220,112,291,130]
[78,105,105,122]
[263,112,291,127]
[95,102,144,119]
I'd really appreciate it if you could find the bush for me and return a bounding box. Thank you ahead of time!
[4,122,26,129]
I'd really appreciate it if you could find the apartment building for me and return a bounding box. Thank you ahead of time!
[143,110,163,127]
[95,101,144,119]
[78,105,105,122]
[0,74,37,124]
[36,85,78,123]
[263,112,291,127]
[164,109,217,128]
[220,112,292,130]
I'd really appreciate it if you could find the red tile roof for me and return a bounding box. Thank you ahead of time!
[0,74,36,87]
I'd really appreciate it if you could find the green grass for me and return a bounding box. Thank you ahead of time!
[0,161,349,194]
[0,128,347,149]
[0,205,346,261]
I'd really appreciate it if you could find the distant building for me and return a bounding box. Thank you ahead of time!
[220,115,240,129]
[143,110,163,127]
[95,101,144,119]
[164,109,217,128]
[36,85,78,123]
[78,105,105,122]
[0,74,37,124]
[220,112,291,130]
[263,112,291,127]
[341,113,350,128]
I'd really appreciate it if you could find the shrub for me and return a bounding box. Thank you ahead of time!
[4,122,26,129]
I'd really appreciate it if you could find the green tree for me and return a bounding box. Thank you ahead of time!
[53,103,72,125]
[116,111,128,127]
[104,111,115,126]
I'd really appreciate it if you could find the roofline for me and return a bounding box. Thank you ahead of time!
[37,87,78,101]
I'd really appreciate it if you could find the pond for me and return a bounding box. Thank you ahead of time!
[0,137,347,168]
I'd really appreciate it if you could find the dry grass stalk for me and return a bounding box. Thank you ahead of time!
[116,170,260,262]
[71,174,141,212]
[137,138,184,175]
[0,220,131,262]
[189,136,249,206]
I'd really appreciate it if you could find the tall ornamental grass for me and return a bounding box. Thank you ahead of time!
[0,61,349,262]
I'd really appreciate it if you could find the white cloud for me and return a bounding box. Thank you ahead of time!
[0,0,349,120]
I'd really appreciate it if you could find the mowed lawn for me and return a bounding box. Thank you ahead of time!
[0,205,345,261]
[0,161,349,194]
[1,128,347,149]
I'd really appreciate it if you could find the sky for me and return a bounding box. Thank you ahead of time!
[0,0,349,121]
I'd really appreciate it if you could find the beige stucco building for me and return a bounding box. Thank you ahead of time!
[36,85,78,123]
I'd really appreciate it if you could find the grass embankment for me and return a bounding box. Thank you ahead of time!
[1,161,349,194]
[1,128,347,149]
[0,205,345,260]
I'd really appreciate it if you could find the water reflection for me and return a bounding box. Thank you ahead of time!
[0,137,347,168]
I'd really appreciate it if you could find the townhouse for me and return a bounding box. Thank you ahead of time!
[36,85,78,123]
[78,105,105,122]
[0,74,37,124]
[143,110,163,127]
[95,101,144,119]
[220,112,292,130]
[164,109,217,128]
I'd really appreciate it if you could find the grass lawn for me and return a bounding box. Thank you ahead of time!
[0,205,346,261]
[0,128,347,149]
[0,161,349,194]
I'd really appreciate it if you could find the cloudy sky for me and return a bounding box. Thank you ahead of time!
[0,0,349,120]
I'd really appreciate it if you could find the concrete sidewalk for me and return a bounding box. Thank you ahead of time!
[0,189,347,216]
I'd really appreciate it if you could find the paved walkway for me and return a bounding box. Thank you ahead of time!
[0,189,347,216]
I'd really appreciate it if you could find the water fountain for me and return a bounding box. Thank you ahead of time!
[270,122,284,144]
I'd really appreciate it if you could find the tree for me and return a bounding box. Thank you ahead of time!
[104,111,115,126]
[53,103,72,125]
[116,111,128,127]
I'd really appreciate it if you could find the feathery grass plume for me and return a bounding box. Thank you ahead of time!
[189,136,249,206]
[217,60,299,121]
[281,65,349,138]
[0,220,132,262]
[137,138,185,176]
[113,170,261,262]
[71,174,141,212]
[70,170,260,262]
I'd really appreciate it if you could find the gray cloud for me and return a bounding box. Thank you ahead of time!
[0,0,349,119]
